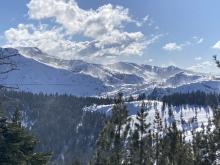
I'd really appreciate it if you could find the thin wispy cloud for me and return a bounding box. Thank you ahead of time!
[148,58,153,62]
[163,36,204,51]
[195,56,202,61]
[193,36,204,44]
[188,61,213,72]
[163,42,182,51]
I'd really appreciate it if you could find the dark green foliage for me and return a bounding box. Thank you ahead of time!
[153,106,163,164]
[0,109,50,164]
[0,90,111,165]
[161,121,193,165]
[127,102,152,165]
[127,95,134,102]
[92,93,129,165]
[161,91,220,107]
[137,93,146,101]
[72,159,81,165]
[1,89,220,165]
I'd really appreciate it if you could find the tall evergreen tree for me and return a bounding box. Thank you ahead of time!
[153,104,163,165]
[0,108,50,164]
[128,102,152,165]
[93,93,129,165]
[212,109,220,164]
[137,102,151,165]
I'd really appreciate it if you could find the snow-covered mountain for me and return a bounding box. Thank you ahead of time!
[0,47,108,96]
[1,47,220,97]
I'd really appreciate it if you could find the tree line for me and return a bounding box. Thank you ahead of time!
[161,91,220,107]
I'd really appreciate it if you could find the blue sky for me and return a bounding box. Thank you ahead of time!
[1,0,220,73]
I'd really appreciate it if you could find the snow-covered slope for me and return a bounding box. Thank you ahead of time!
[1,47,220,96]
[0,48,108,96]
[83,100,214,140]
[166,72,203,86]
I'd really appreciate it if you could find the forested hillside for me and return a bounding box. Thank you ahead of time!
[0,90,112,164]
[0,90,219,164]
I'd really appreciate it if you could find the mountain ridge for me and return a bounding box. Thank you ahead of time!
[1,47,220,97]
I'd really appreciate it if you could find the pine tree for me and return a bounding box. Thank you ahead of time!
[161,101,166,116]
[212,55,220,164]
[168,104,174,124]
[128,95,134,102]
[162,121,194,165]
[212,109,220,164]
[127,129,140,165]
[93,93,129,165]
[191,128,209,165]
[0,109,50,164]
[129,102,151,165]
[153,105,163,164]
[137,93,146,101]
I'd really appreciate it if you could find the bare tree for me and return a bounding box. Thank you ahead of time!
[213,55,220,67]
[0,48,19,89]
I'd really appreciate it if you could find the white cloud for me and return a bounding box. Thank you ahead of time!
[197,38,204,44]
[194,56,202,61]
[27,0,136,39]
[213,41,220,49]
[148,58,153,62]
[143,15,149,22]
[163,36,204,51]
[188,61,212,72]
[163,42,182,51]
[5,24,149,60]
[135,15,150,27]
[193,36,204,44]
[4,0,159,62]
[5,24,85,59]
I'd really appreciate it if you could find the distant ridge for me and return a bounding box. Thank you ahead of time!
[0,47,220,97]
